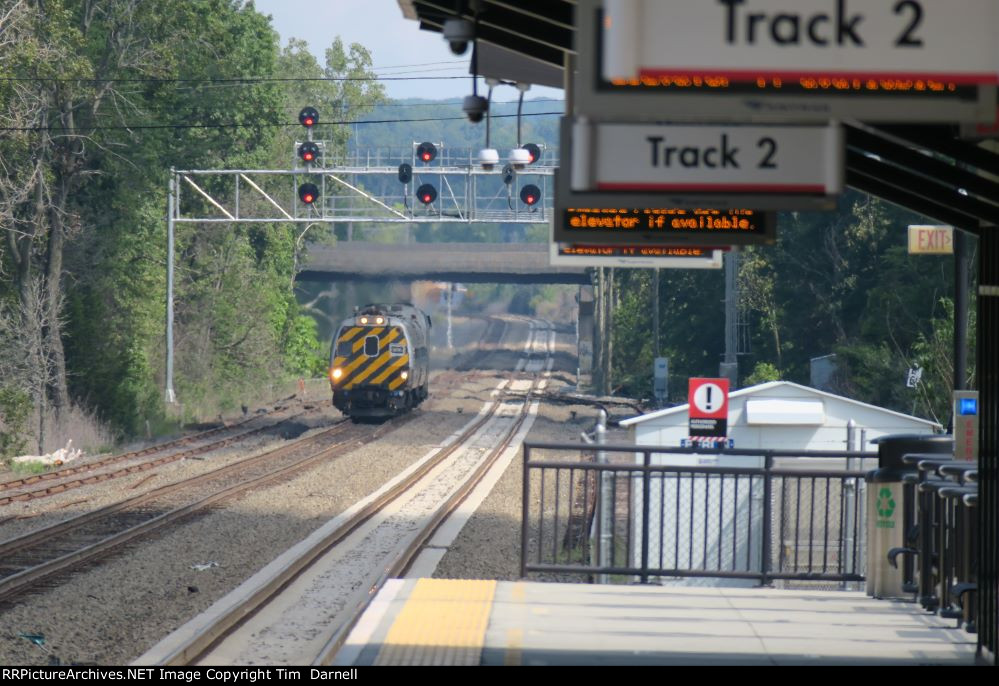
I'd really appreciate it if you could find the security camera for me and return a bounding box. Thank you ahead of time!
[463,94,488,123]
[443,18,474,55]
[478,148,499,170]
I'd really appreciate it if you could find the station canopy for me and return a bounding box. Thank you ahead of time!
[398,0,999,234]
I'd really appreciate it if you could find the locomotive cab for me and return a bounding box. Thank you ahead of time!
[328,303,430,421]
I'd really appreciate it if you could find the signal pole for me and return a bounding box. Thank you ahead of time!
[721,251,739,387]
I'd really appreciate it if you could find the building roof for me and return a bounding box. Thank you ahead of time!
[618,381,942,430]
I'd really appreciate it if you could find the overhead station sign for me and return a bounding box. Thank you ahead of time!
[571,121,843,196]
[576,0,998,123]
[549,240,724,269]
[556,203,775,246]
[604,0,999,86]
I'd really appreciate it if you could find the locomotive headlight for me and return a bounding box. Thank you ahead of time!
[331,368,344,381]
[375,316,384,325]
[359,317,369,325]
[400,371,409,381]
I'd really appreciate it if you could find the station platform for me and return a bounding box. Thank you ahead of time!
[335,578,977,666]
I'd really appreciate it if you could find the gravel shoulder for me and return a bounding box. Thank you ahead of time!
[0,314,608,666]
[0,316,506,666]
[431,327,616,582]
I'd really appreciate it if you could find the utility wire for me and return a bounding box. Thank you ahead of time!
[0,75,479,84]
[0,111,563,133]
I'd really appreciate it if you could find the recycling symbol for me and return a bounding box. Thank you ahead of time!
[877,487,896,519]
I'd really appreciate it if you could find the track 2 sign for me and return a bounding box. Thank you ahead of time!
[572,121,842,196]
[576,0,998,124]
[603,0,999,89]
[688,377,730,438]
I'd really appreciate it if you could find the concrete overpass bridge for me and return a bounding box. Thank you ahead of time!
[297,242,590,285]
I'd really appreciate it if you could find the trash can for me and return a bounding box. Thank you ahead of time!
[866,433,952,599]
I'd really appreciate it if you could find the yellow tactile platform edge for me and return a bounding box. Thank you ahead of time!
[374,578,497,666]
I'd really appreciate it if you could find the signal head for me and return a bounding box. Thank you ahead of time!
[501,163,515,186]
[398,163,413,184]
[416,183,437,206]
[298,106,319,128]
[416,142,437,164]
[522,143,541,164]
[519,184,540,207]
[298,141,320,164]
[298,183,319,205]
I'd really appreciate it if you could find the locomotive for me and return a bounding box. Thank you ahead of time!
[328,303,431,421]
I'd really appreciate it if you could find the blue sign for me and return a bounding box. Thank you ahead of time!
[959,398,978,416]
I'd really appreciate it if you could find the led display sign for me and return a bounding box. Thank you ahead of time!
[549,234,724,269]
[556,204,775,246]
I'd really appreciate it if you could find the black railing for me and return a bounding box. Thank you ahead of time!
[521,441,873,584]
[895,455,981,641]
[978,230,997,666]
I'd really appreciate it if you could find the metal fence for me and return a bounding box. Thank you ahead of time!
[521,441,874,585]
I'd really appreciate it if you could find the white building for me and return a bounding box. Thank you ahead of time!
[617,381,941,586]
[619,380,942,452]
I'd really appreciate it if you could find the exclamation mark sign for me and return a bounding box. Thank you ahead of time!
[705,385,713,411]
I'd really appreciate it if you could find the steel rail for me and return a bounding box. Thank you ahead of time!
[0,417,390,603]
[0,404,292,494]
[0,409,310,507]
[165,321,552,665]
[314,371,545,665]
[156,399,503,666]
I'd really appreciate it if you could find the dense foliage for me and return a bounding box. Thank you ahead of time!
[609,192,975,424]
[0,1,972,460]
[0,0,383,455]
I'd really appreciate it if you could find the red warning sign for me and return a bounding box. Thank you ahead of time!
[688,378,729,437]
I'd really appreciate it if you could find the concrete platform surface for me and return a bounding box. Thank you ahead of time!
[335,579,977,666]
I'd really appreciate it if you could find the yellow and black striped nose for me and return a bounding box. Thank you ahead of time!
[331,326,410,390]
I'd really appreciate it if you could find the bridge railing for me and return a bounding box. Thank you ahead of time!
[521,441,874,586]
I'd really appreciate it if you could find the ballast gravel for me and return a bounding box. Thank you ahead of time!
[0,317,610,666]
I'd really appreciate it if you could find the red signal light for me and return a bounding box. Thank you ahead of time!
[299,106,319,128]
[298,141,320,164]
[416,142,437,164]
[520,184,541,207]
[416,183,437,206]
[298,183,319,205]
[522,143,541,164]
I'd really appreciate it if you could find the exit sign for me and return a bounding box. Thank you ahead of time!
[907,225,953,254]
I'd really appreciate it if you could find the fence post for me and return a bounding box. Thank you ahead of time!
[521,444,530,579]
[596,409,610,584]
[641,448,651,583]
[761,453,774,586]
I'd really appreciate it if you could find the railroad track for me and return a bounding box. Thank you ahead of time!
[135,318,555,666]
[451,315,511,371]
[0,402,316,507]
[0,414,414,604]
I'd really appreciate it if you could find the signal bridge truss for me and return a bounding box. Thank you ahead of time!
[165,145,557,403]
[169,144,557,227]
